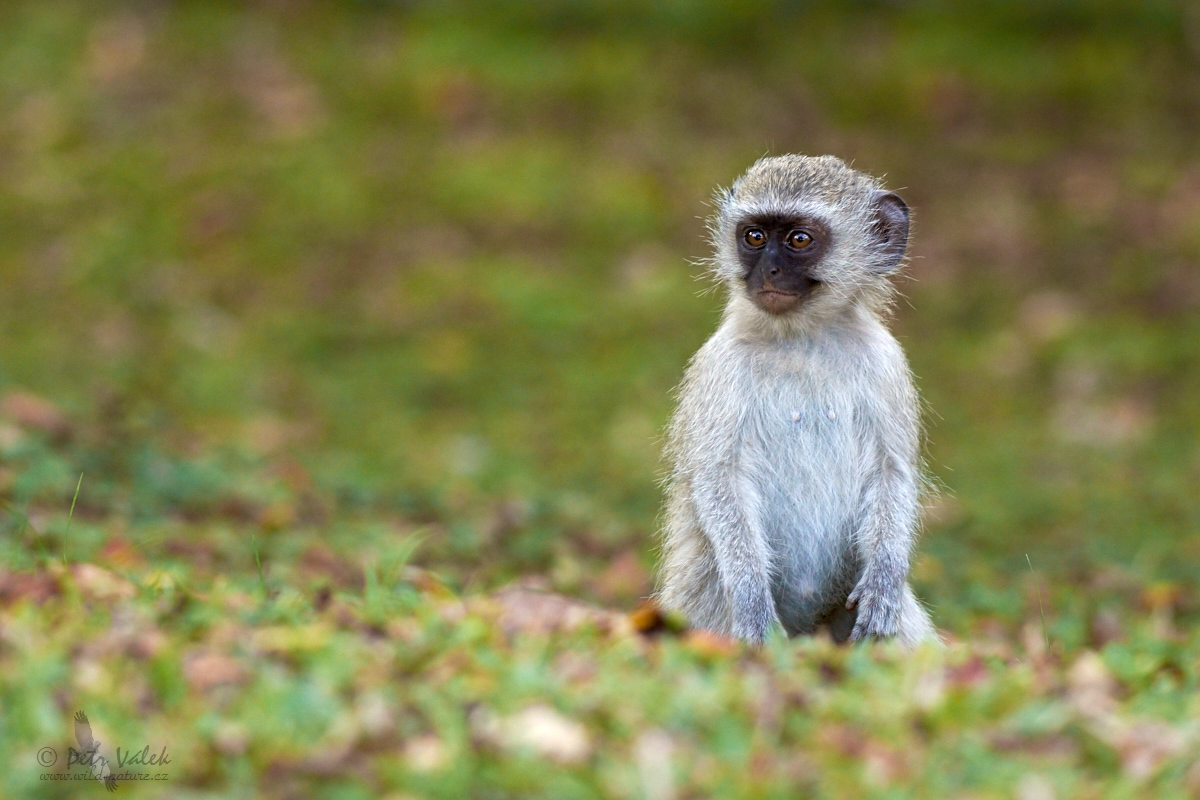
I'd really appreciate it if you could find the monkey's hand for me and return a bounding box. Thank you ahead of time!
[846,570,903,642]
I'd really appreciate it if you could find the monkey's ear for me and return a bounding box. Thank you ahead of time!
[869,191,909,273]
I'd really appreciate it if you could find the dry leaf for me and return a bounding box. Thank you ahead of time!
[682,629,738,657]
[634,729,676,800]
[490,584,630,637]
[629,599,686,635]
[71,563,136,602]
[0,391,72,438]
[1015,773,1056,800]
[404,735,448,772]
[183,651,246,692]
[0,570,60,606]
[99,536,145,569]
[1105,720,1190,779]
[298,543,363,590]
[590,550,651,603]
[482,705,591,764]
[1067,651,1117,719]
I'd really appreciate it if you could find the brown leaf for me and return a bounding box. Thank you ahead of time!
[212,721,250,757]
[297,544,363,591]
[945,655,989,689]
[256,500,296,532]
[589,550,651,604]
[1088,608,1124,648]
[488,583,631,637]
[1140,582,1182,612]
[1106,720,1189,779]
[682,629,738,657]
[98,536,146,569]
[70,563,136,601]
[629,599,687,636]
[0,391,72,438]
[0,569,60,606]
[183,651,246,692]
[862,740,909,786]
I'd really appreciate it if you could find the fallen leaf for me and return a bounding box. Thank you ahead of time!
[0,390,72,438]
[256,500,296,532]
[634,729,676,800]
[298,544,363,590]
[946,655,989,688]
[489,583,630,637]
[99,536,145,569]
[213,721,249,756]
[1015,773,1056,800]
[1088,608,1124,648]
[254,623,332,655]
[1067,651,1117,719]
[629,599,686,635]
[1105,720,1190,779]
[589,549,651,604]
[404,734,447,772]
[183,651,246,692]
[682,629,738,657]
[71,563,136,601]
[476,705,591,764]
[0,570,60,606]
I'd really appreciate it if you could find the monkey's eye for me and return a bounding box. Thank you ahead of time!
[743,228,766,248]
[787,230,814,250]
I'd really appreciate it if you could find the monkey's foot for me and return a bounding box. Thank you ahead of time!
[846,575,903,641]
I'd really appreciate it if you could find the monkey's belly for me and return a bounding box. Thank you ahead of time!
[748,404,864,634]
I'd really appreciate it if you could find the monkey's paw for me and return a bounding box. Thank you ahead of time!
[730,585,780,645]
[846,576,902,642]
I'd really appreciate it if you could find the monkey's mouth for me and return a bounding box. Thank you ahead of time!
[754,283,818,315]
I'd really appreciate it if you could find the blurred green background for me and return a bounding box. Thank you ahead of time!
[7,2,1200,798]
[3,0,1200,643]
[9,0,1200,633]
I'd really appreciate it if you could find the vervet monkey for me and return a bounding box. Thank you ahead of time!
[657,154,937,646]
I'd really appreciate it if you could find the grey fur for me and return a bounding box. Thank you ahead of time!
[657,154,938,647]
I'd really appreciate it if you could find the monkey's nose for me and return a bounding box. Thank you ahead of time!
[768,265,780,276]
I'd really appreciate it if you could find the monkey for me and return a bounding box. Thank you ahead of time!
[656,154,938,647]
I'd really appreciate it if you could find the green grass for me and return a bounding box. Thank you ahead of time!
[2,1,1200,797]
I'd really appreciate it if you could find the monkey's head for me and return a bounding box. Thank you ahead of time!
[710,154,909,322]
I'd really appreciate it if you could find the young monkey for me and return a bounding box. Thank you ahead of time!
[657,154,937,647]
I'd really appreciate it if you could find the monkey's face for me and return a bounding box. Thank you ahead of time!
[735,216,830,315]
[711,155,912,322]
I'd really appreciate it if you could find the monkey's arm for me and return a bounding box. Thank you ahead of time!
[689,458,780,643]
[846,363,922,642]
[669,343,780,644]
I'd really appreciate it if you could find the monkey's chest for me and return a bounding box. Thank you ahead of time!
[743,388,866,593]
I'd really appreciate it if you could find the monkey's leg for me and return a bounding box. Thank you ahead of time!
[690,476,779,643]
[658,530,734,636]
[848,442,922,642]
[833,586,937,647]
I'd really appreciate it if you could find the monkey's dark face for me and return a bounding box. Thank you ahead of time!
[736,215,830,315]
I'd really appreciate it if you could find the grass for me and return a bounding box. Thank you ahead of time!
[2,1,1200,797]
[61,471,81,565]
